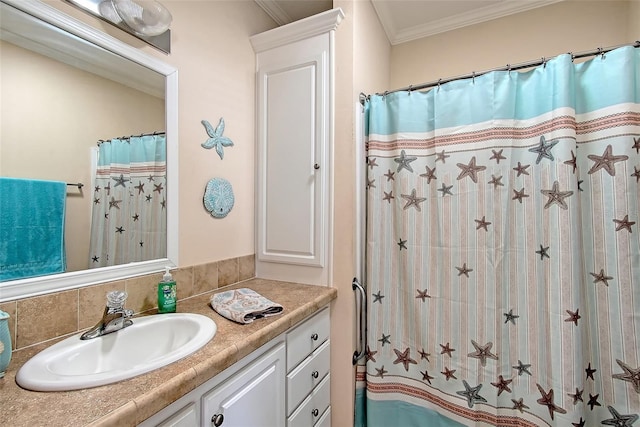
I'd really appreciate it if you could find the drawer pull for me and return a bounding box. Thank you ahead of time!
[311,333,319,341]
[312,408,319,417]
[211,413,224,426]
[312,370,319,379]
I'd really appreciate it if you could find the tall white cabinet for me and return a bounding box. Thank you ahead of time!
[251,9,343,286]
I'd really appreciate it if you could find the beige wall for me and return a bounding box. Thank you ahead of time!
[390,1,634,89]
[0,40,164,273]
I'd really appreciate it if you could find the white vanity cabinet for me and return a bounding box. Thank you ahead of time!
[250,9,343,287]
[140,307,330,427]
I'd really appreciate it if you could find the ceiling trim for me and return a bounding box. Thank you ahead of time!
[254,0,292,26]
[374,0,565,45]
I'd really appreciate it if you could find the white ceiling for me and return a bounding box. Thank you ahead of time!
[255,0,564,45]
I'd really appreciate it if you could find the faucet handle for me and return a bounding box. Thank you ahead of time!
[106,291,128,309]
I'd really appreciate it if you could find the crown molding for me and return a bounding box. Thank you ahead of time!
[374,0,564,45]
[254,0,292,26]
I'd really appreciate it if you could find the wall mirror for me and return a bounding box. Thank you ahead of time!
[0,0,178,302]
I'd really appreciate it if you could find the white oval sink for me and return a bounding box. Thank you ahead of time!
[16,313,216,391]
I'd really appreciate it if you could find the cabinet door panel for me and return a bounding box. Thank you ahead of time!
[203,343,285,427]
[157,403,198,427]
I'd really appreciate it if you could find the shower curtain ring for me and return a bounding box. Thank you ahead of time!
[408,85,413,95]
[437,79,442,91]
[507,64,511,74]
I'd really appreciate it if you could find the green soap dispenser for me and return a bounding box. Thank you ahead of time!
[158,267,177,313]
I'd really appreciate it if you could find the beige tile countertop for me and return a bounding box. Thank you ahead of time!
[0,279,337,427]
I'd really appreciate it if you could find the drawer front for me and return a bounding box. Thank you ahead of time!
[316,406,331,427]
[287,374,330,427]
[287,339,330,414]
[287,307,330,372]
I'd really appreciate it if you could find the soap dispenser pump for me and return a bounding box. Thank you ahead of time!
[158,267,177,313]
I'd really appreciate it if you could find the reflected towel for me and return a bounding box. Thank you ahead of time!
[210,288,283,324]
[0,177,66,281]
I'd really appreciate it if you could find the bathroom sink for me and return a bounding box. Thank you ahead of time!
[16,313,217,391]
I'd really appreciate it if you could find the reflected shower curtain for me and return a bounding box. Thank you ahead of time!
[89,135,167,268]
[356,46,640,426]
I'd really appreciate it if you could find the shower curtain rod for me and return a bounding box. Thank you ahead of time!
[97,130,166,145]
[360,40,640,104]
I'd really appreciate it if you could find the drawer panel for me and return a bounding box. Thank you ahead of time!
[287,307,330,372]
[287,339,330,414]
[287,374,330,427]
[316,406,331,427]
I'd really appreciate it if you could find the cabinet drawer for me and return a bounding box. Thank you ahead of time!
[288,374,330,427]
[287,307,330,372]
[315,406,331,427]
[287,339,330,414]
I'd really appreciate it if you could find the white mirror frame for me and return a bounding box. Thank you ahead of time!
[0,0,178,302]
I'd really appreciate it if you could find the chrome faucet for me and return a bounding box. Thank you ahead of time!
[80,290,134,340]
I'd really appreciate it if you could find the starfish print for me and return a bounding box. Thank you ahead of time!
[112,174,129,188]
[132,212,140,220]
[393,347,418,371]
[503,309,519,324]
[93,197,100,205]
[147,175,155,182]
[513,162,530,176]
[536,384,567,420]
[529,135,559,164]
[420,165,437,183]
[92,255,99,263]
[590,269,613,287]
[441,367,457,380]
[115,226,125,234]
[139,240,144,248]
[512,187,529,203]
[568,387,584,404]
[134,181,145,194]
[383,169,394,181]
[415,289,431,302]
[633,137,640,154]
[613,215,635,233]
[456,380,487,408]
[437,183,453,197]
[577,179,584,191]
[435,150,450,163]
[572,417,586,427]
[564,150,578,173]
[108,197,122,209]
[456,263,473,277]
[154,183,164,194]
[383,191,394,203]
[602,405,640,426]
[456,156,486,183]
[394,149,417,173]
[366,178,376,189]
[398,238,407,250]
[401,189,427,211]
[511,397,529,413]
[367,157,379,169]
[94,185,101,193]
[378,333,391,346]
[585,363,597,380]
[612,359,640,393]
[201,118,234,159]
[104,182,112,195]
[541,180,573,210]
[490,149,506,164]
[365,345,377,362]
[513,360,532,376]
[488,175,504,188]
[475,216,491,231]
[587,393,601,410]
[374,365,388,378]
[440,342,455,357]
[145,194,152,202]
[588,144,629,176]
[632,166,640,182]
[468,340,498,367]
[421,370,434,384]
[418,348,431,362]
[536,244,550,260]
[565,308,581,326]
[491,375,513,395]
[372,291,384,303]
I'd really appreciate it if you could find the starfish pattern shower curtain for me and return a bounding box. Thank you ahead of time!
[355,46,640,426]
[89,134,167,268]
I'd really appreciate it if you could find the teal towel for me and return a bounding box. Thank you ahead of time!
[0,177,66,281]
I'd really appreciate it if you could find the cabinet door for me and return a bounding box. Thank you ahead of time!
[202,343,286,427]
[157,403,198,427]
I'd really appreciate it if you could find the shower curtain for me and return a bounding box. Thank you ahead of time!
[89,134,167,268]
[356,46,639,426]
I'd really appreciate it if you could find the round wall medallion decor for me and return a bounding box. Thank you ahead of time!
[203,178,234,218]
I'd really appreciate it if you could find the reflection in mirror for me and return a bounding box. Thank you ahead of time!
[0,0,178,302]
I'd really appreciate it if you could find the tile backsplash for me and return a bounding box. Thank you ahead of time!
[0,254,255,352]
